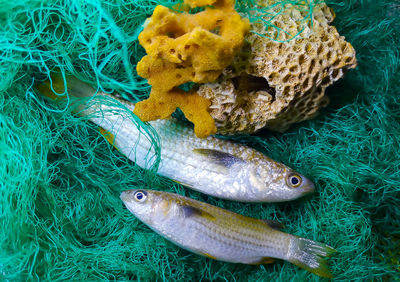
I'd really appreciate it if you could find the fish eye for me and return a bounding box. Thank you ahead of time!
[134,190,147,202]
[287,174,302,188]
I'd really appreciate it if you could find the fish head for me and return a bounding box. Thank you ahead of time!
[251,165,315,202]
[281,169,315,200]
[120,189,176,224]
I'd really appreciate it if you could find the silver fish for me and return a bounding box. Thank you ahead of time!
[37,75,314,202]
[121,189,336,278]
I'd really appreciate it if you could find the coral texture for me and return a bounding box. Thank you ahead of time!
[134,0,250,138]
[1,0,400,280]
[198,1,357,134]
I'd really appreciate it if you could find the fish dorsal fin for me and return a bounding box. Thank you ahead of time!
[181,205,216,221]
[262,219,284,230]
[193,148,246,168]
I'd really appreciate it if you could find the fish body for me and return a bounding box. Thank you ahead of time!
[37,76,314,202]
[120,189,336,278]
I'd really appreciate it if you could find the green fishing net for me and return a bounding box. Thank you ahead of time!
[1,0,399,280]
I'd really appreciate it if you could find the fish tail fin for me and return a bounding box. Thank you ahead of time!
[288,237,337,278]
[36,74,66,101]
[36,73,96,100]
[36,73,98,114]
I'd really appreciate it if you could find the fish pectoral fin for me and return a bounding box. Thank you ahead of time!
[193,148,246,169]
[99,127,119,151]
[262,219,285,230]
[251,257,275,265]
[181,205,216,221]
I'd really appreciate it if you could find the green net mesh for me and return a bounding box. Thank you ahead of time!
[1,0,399,280]
[236,0,324,42]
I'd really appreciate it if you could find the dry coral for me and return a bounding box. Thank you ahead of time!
[134,0,250,138]
[198,1,358,134]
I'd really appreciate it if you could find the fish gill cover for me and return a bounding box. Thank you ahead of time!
[0,0,399,280]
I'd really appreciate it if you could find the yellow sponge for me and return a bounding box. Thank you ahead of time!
[134,0,250,138]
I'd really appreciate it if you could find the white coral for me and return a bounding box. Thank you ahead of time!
[198,2,357,134]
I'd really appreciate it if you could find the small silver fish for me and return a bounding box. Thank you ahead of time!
[37,75,314,202]
[121,189,336,278]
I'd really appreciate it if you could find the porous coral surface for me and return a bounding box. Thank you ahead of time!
[1,0,399,280]
[134,0,250,137]
[198,1,357,134]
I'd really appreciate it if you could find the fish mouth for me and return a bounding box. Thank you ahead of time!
[120,190,133,202]
[302,182,315,195]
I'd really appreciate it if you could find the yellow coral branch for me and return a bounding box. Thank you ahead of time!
[134,0,250,138]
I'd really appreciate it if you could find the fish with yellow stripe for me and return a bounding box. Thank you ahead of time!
[37,74,314,202]
[120,189,336,278]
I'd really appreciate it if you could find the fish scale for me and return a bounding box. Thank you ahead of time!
[37,75,315,202]
[121,189,336,277]
[177,193,285,256]
[189,208,286,256]
[93,104,307,201]
[184,218,260,261]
